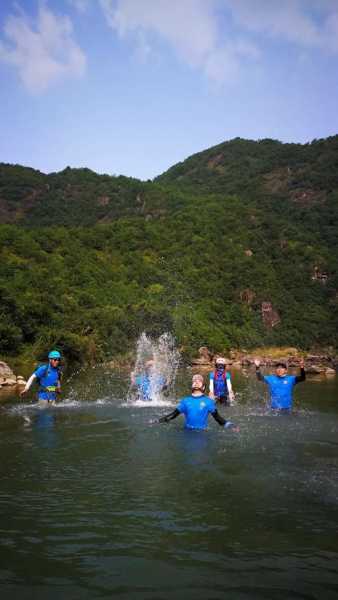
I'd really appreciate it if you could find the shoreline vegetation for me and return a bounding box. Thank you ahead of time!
[1,346,336,400]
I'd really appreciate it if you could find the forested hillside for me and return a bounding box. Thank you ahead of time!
[1,136,338,364]
[156,136,338,199]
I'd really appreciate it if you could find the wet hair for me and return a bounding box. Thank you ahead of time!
[275,362,287,369]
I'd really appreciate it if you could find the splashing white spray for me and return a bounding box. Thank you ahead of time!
[129,332,180,405]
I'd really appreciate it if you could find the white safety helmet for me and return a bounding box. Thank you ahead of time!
[215,357,226,365]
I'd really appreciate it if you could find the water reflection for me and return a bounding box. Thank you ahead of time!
[31,409,57,449]
[174,429,218,467]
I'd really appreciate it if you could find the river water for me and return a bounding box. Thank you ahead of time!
[0,367,337,599]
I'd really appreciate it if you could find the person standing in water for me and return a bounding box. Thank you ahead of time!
[254,358,306,411]
[131,359,167,401]
[158,374,239,431]
[20,350,62,404]
[208,356,235,405]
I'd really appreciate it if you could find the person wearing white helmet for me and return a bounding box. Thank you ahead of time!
[208,357,235,405]
[20,350,62,404]
[157,373,238,431]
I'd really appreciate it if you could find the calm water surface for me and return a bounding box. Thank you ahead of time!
[0,368,337,599]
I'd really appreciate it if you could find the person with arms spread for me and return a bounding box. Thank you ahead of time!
[158,373,239,431]
[254,358,305,411]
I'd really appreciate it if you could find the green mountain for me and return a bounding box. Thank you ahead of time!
[0,136,338,364]
[156,136,338,199]
[0,163,177,226]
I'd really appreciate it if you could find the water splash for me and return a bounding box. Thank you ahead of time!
[128,332,180,405]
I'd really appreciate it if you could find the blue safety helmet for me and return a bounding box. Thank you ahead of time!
[48,350,61,360]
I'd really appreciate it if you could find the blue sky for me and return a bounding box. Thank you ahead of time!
[0,0,338,180]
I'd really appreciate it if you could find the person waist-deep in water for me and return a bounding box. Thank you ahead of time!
[157,374,239,431]
[131,359,167,401]
[20,350,62,404]
[254,358,306,410]
[208,356,235,405]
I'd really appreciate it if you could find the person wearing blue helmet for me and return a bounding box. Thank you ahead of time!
[21,350,62,404]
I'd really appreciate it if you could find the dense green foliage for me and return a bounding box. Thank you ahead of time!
[1,136,338,364]
[156,136,338,197]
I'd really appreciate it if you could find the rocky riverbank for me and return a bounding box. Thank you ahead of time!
[191,347,337,376]
[0,361,27,389]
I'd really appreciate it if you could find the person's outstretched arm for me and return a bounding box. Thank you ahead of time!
[211,409,238,430]
[226,375,235,404]
[158,409,180,423]
[254,359,264,382]
[209,374,215,399]
[295,359,306,384]
[20,373,36,396]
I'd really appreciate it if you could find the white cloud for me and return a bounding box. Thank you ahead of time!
[98,0,338,85]
[224,0,338,53]
[224,0,319,45]
[99,0,259,84]
[100,0,217,63]
[68,0,90,14]
[0,4,86,93]
[324,11,338,52]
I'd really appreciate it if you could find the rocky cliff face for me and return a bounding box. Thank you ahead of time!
[261,302,281,328]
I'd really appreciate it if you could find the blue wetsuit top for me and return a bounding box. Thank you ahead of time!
[177,394,216,430]
[34,364,60,401]
[263,374,297,410]
[209,370,231,397]
[135,374,165,401]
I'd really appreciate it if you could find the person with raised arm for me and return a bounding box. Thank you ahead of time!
[254,358,306,411]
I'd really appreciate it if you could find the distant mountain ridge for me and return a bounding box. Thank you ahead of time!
[156,135,338,203]
[1,135,338,226]
[0,163,161,226]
